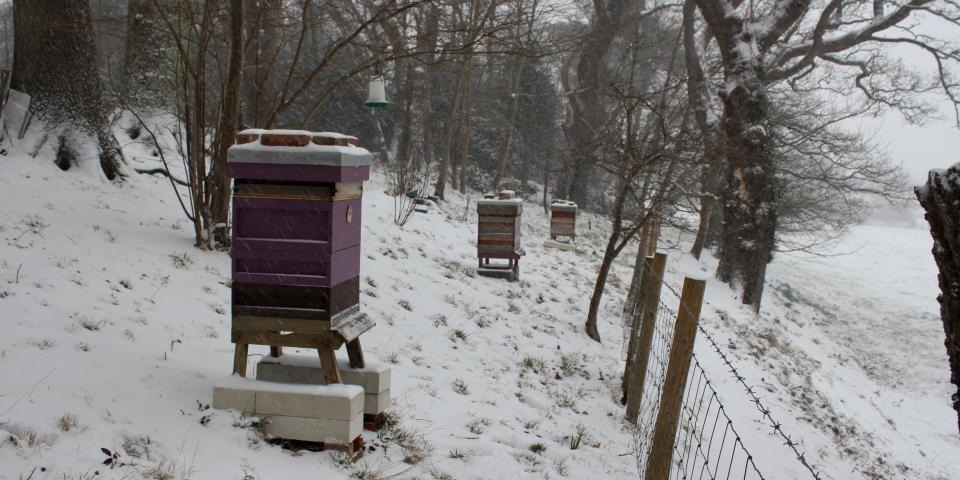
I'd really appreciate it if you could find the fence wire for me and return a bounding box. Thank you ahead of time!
[630,300,677,470]
[622,279,824,480]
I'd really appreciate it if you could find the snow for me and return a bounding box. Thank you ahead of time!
[0,125,957,479]
[215,375,363,398]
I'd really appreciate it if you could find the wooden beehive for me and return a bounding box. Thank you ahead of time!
[477,198,522,254]
[550,200,577,242]
[475,191,524,281]
[227,129,371,340]
[221,130,376,454]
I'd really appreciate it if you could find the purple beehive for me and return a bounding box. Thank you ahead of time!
[227,130,371,329]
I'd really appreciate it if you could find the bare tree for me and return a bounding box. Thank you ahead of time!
[582,16,693,342]
[141,0,243,249]
[690,0,960,310]
[560,0,637,208]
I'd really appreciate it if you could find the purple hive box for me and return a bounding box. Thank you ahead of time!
[228,130,371,323]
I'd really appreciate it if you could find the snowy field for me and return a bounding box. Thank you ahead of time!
[0,133,957,479]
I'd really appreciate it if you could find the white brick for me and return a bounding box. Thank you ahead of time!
[256,355,391,394]
[364,389,391,415]
[212,386,255,413]
[262,414,361,444]
[254,386,362,420]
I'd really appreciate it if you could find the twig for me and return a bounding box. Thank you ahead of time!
[15,263,21,283]
[0,369,55,420]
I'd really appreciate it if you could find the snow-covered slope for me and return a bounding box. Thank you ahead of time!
[0,133,957,480]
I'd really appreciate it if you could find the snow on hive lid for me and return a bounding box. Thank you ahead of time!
[477,195,523,216]
[228,129,371,167]
[550,199,577,211]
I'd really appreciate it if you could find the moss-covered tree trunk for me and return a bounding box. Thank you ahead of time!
[916,165,960,435]
[714,70,778,312]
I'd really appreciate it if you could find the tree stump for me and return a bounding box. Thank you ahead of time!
[915,164,960,435]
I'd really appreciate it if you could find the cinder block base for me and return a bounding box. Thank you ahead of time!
[212,376,364,445]
[477,267,517,281]
[543,239,576,251]
[213,386,256,413]
[257,355,391,416]
[263,413,362,444]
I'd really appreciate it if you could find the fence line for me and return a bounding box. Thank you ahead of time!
[622,272,824,480]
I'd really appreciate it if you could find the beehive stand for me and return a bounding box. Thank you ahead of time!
[228,130,375,384]
[477,192,524,281]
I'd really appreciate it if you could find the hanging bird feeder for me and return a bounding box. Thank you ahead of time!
[365,73,389,108]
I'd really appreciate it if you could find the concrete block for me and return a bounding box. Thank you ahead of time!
[262,414,362,444]
[254,385,363,420]
[364,389,391,415]
[543,239,576,251]
[257,355,391,393]
[342,364,390,394]
[212,386,255,413]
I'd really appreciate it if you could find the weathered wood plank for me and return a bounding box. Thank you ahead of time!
[233,315,332,334]
[333,313,375,343]
[232,330,339,349]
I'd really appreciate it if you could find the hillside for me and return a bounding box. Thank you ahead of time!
[0,133,957,480]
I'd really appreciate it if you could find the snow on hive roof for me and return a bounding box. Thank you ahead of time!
[228,129,371,167]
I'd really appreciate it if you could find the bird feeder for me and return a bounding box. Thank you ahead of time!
[364,74,389,108]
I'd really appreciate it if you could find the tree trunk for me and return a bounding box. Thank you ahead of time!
[490,59,524,192]
[585,176,633,342]
[683,0,722,261]
[562,0,633,208]
[13,0,124,180]
[241,0,281,128]
[715,74,778,312]
[690,137,722,259]
[455,58,474,192]
[915,165,960,435]
[124,0,173,109]
[586,234,618,342]
[208,0,244,248]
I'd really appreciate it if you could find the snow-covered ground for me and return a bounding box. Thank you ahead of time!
[0,131,957,480]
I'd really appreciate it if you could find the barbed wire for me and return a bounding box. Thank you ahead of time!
[660,281,826,480]
[670,356,766,480]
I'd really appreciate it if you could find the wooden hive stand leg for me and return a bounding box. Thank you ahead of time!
[317,347,343,384]
[268,331,282,358]
[346,339,366,369]
[233,343,249,377]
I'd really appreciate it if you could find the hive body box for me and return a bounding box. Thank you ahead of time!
[549,200,577,242]
[229,130,369,326]
[477,193,524,281]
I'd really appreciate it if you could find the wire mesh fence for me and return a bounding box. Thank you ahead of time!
[629,300,678,473]
[621,274,824,480]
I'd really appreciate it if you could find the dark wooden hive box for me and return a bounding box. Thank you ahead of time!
[477,199,522,255]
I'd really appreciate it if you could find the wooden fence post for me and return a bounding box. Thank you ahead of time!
[639,214,661,258]
[644,276,706,479]
[622,254,652,404]
[624,252,667,423]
